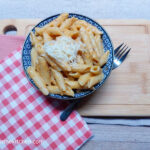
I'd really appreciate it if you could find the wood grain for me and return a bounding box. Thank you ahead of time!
[83,142,150,150]
[82,124,150,150]
[0,19,150,117]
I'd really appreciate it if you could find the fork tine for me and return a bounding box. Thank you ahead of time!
[118,46,129,59]
[115,44,126,57]
[119,48,131,62]
[114,43,124,54]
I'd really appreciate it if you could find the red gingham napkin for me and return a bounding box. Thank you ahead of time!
[0,36,92,150]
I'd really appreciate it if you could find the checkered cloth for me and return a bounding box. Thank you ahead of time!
[0,47,92,150]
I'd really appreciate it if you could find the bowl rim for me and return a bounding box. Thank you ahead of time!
[22,13,114,100]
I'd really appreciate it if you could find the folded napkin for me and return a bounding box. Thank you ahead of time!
[0,35,25,60]
[0,35,92,150]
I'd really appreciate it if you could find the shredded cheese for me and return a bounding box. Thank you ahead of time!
[43,36,82,64]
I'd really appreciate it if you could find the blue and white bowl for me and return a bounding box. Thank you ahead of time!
[22,13,114,100]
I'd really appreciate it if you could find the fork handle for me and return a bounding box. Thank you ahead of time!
[60,100,80,121]
[112,62,117,70]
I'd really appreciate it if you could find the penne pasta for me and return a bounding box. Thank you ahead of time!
[63,29,79,39]
[87,73,104,88]
[63,86,74,97]
[35,13,69,35]
[49,69,56,85]
[76,20,103,35]
[62,29,72,36]
[52,13,69,27]
[75,20,88,28]
[65,79,81,89]
[35,27,45,36]
[45,55,61,71]
[47,27,63,36]
[70,23,81,32]
[27,66,49,95]
[82,51,93,65]
[34,43,45,56]
[47,85,60,95]
[30,32,37,46]
[87,25,103,35]
[51,68,66,92]
[43,32,52,43]
[80,27,93,55]
[90,66,102,75]
[100,50,110,67]
[31,48,38,68]
[95,34,104,57]
[71,64,91,73]
[37,57,51,86]
[78,73,91,86]
[36,36,43,41]
[47,54,71,71]
[88,30,100,58]
[48,84,74,96]
[60,17,77,29]
[68,72,80,78]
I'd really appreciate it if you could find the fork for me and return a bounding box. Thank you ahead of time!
[112,43,131,69]
[60,43,131,121]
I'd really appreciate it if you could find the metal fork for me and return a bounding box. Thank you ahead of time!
[60,43,131,121]
[112,43,131,69]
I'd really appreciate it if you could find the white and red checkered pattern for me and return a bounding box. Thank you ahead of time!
[0,48,92,150]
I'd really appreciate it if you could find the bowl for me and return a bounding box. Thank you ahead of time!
[22,13,114,100]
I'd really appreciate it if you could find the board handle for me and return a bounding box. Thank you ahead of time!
[3,25,17,35]
[0,19,37,36]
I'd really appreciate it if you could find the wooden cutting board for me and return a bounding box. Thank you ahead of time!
[0,19,150,117]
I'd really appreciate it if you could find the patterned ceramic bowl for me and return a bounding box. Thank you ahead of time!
[22,13,114,100]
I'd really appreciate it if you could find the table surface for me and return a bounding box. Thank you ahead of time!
[82,124,150,150]
[0,0,150,19]
[1,1,150,149]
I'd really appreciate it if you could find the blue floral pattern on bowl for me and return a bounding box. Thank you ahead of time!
[22,13,114,100]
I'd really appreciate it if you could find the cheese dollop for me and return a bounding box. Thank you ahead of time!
[43,36,82,64]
